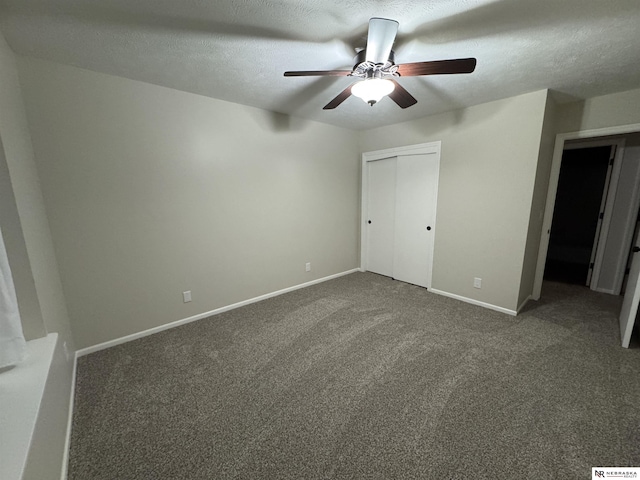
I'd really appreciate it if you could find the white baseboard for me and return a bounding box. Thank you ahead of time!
[594,287,616,295]
[76,268,360,357]
[60,352,77,480]
[430,288,518,316]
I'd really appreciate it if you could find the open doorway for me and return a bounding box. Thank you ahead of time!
[534,126,640,348]
[544,145,614,285]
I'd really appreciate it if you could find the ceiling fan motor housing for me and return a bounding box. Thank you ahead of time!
[353,49,396,77]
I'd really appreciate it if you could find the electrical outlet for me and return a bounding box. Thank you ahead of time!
[305,262,311,272]
[183,290,192,303]
[473,277,482,289]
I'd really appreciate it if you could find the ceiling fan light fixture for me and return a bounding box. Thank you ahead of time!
[284,18,475,110]
[351,78,395,106]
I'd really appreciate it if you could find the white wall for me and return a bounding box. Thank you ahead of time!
[518,93,557,307]
[18,57,361,349]
[0,33,73,347]
[0,134,45,340]
[359,90,549,312]
[0,32,47,341]
[0,30,75,480]
[557,87,640,134]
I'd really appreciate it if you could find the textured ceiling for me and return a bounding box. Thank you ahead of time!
[1,0,639,130]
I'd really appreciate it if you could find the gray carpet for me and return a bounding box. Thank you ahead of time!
[69,272,640,479]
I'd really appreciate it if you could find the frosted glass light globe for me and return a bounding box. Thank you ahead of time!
[351,78,395,106]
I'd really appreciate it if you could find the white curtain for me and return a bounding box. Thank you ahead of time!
[0,224,26,369]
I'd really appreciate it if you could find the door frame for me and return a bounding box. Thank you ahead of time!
[360,142,441,287]
[533,123,640,300]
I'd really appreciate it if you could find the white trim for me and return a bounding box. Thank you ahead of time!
[76,268,360,356]
[360,142,441,287]
[594,287,616,295]
[60,352,77,480]
[430,288,518,316]
[533,122,640,300]
[362,142,442,161]
[566,124,640,139]
[564,137,627,150]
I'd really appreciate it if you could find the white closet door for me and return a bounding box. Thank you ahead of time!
[366,157,397,278]
[393,154,438,288]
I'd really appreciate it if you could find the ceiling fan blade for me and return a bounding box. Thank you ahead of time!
[365,18,399,64]
[388,80,417,109]
[284,70,352,77]
[396,58,477,76]
[323,83,355,110]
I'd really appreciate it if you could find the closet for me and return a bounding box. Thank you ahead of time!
[361,143,440,289]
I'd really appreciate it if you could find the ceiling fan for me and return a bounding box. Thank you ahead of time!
[284,18,477,110]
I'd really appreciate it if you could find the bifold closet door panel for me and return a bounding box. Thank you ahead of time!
[366,157,397,278]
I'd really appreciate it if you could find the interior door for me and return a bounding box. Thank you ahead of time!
[619,228,640,348]
[366,157,396,278]
[393,154,438,288]
[586,145,616,286]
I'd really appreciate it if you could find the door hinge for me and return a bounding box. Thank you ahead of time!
[589,262,594,269]
[599,212,604,219]
[626,267,631,275]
